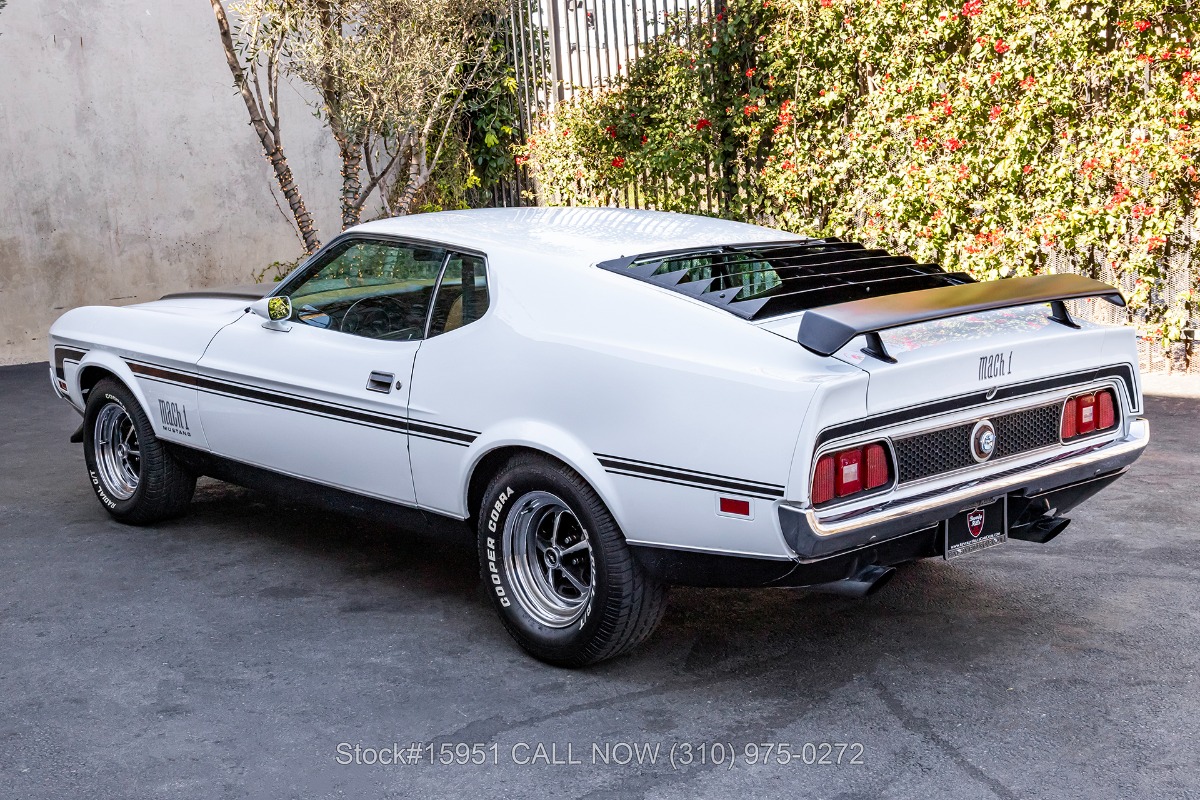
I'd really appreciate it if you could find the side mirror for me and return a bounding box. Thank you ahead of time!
[247,295,292,331]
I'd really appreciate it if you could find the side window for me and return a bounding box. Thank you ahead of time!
[428,254,490,337]
[284,239,448,340]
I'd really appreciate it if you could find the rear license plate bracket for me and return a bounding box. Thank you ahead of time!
[944,496,1008,560]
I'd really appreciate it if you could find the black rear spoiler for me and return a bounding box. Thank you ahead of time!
[796,274,1126,362]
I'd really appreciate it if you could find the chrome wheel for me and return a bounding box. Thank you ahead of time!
[93,403,141,500]
[502,491,594,628]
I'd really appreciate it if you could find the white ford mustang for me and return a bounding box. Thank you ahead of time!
[49,207,1149,665]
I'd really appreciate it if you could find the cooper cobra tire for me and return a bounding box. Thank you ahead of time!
[82,378,196,524]
[478,453,668,667]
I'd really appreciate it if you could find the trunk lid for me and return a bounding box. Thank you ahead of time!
[759,305,1138,415]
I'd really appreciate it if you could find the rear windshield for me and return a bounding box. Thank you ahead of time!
[639,250,782,299]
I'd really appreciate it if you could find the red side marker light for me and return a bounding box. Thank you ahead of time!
[719,497,751,516]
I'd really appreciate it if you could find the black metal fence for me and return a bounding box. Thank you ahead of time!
[500,0,719,209]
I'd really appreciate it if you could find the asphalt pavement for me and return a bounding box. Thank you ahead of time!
[1,361,1197,800]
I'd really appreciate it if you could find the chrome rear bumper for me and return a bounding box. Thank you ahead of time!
[780,418,1149,559]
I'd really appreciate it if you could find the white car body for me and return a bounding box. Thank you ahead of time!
[49,207,1149,591]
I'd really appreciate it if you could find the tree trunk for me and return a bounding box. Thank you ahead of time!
[209,0,321,254]
[394,136,431,215]
[338,140,364,229]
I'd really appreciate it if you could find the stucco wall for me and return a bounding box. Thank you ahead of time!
[0,1,350,364]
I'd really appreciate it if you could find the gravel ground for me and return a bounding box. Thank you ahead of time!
[1,361,1197,800]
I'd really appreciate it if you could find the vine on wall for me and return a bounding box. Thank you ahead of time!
[521,0,1200,344]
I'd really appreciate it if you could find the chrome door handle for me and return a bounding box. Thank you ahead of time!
[366,371,395,394]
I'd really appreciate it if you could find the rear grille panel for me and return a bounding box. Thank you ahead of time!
[894,403,1063,483]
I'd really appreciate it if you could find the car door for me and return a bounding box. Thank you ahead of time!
[406,251,495,514]
[196,236,450,504]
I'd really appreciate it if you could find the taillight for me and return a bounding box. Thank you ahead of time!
[1097,390,1115,429]
[835,449,862,496]
[864,443,889,489]
[813,441,891,505]
[1061,397,1077,439]
[1062,388,1119,441]
[812,455,836,504]
[1077,394,1096,434]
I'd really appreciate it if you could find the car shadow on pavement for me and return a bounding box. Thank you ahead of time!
[178,472,1050,687]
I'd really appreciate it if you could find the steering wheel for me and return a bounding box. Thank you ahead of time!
[339,295,412,339]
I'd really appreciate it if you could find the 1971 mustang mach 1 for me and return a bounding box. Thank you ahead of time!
[49,207,1149,665]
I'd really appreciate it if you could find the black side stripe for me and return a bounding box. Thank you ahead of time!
[125,359,478,446]
[53,346,87,381]
[597,454,786,499]
[815,363,1138,449]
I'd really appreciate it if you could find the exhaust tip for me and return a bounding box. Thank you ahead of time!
[809,564,896,598]
[858,565,896,597]
[1010,516,1071,544]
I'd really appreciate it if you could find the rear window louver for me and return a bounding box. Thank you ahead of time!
[595,238,975,320]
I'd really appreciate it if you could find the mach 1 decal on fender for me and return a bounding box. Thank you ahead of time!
[48,207,1149,666]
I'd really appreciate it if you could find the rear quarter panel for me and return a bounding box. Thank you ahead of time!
[409,251,858,560]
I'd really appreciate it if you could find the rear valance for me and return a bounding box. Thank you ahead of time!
[796,274,1126,360]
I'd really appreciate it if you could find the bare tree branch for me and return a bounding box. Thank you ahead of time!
[209,0,320,253]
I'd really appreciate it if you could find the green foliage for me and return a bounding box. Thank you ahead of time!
[392,19,521,213]
[463,36,522,190]
[522,0,1200,341]
[253,256,304,283]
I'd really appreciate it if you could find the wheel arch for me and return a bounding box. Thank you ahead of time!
[463,428,628,536]
[73,353,153,426]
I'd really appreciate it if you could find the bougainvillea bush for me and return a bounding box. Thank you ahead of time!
[520,0,1199,343]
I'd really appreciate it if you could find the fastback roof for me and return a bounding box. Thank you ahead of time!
[352,207,800,264]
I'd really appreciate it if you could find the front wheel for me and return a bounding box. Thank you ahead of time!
[82,378,195,524]
[478,454,668,667]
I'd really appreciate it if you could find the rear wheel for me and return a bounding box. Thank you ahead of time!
[478,454,668,666]
[83,378,195,524]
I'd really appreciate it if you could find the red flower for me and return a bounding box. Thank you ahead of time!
[743,104,760,116]
[605,125,617,138]
[1022,164,1032,174]
[819,0,832,7]
[640,134,648,144]
[745,67,757,78]
[962,0,982,17]
[1134,20,1151,32]
[611,156,626,168]
[989,105,1002,121]
[988,71,1001,85]
[695,118,712,131]
[514,155,530,166]
[945,137,964,151]
[994,38,1010,54]
[1019,75,1036,90]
